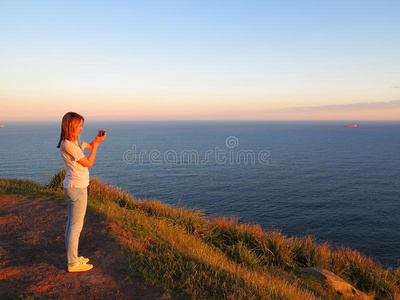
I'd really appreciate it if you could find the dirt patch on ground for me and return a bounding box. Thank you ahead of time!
[0,195,172,300]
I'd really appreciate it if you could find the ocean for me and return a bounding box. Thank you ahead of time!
[1,120,399,267]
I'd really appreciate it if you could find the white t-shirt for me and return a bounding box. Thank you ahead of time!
[60,139,89,188]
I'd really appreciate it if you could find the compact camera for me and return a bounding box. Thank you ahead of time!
[99,130,106,137]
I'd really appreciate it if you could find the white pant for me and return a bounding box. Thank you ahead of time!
[64,187,87,266]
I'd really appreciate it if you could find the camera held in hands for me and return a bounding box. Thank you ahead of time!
[99,130,106,137]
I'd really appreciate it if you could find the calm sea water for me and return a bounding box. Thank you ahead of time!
[1,121,399,267]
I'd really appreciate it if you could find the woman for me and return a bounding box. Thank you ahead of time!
[57,112,106,272]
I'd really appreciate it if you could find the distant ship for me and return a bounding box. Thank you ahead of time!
[344,125,357,127]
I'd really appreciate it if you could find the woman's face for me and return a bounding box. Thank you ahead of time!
[73,120,84,139]
[77,120,84,134]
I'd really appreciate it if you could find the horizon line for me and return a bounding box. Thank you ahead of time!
[2,119,400,123]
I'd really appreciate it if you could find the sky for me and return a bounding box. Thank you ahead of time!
[1,0,399,121]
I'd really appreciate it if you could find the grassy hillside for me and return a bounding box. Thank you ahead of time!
[1,170,399,299]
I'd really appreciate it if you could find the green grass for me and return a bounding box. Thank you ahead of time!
[2,170,400,299]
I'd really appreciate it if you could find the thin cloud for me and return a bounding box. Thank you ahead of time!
[278,100,400,113]
[393,86,400,88]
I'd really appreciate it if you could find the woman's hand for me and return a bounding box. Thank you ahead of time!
[94,130,107,144]
[86,130,107,150]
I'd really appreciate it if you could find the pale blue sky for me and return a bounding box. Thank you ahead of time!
[1,0,399,120]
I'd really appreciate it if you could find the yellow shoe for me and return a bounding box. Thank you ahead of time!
[78,256,89,263]
[68,262,93,273]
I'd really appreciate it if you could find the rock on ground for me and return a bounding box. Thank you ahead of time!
[299,267,372,300]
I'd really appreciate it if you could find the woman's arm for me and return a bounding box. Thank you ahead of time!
[77,144,99,167]
[78,131,106,167]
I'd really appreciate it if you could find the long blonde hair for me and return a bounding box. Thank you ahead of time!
[57,112,85,148]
